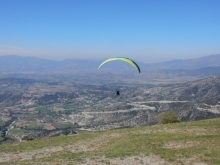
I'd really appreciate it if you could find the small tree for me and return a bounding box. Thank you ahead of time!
[158,111,180,124]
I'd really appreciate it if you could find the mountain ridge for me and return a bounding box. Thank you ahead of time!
[1,54,220,72]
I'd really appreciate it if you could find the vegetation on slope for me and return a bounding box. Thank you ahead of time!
[158,111,180,124]
[0,118,3,127]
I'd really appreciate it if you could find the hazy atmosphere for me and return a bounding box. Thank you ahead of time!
[1,0,220,63]
[1,1,220,164]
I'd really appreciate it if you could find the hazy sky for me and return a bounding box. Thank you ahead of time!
[1,0,220,63]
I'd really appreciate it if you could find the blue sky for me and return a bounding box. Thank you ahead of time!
[0,0,220,63]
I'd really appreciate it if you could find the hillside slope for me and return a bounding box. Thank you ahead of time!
[0,118,219,165]
[140,75,220,101]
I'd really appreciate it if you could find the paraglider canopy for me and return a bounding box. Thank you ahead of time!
[98,57,141,73]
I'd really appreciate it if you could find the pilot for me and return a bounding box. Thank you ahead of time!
[116,90,120,96]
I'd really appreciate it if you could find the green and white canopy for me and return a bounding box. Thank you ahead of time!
[98,57,140,73]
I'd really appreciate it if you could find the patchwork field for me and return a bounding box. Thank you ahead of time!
[0,75,220,143]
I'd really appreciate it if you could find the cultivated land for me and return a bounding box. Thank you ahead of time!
[0,118,219,165]
[0,74,220,143]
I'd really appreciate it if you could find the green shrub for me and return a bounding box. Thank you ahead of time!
[0,118,4,127]
[158,111,180,124]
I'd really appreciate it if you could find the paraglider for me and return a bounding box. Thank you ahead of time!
[98,57,140,96]
[98,57,141,73]
[116,90,120,96]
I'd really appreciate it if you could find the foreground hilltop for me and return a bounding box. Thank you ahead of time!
[0,118,219,165]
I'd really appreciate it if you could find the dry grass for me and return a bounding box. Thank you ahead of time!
[0,118,219,165]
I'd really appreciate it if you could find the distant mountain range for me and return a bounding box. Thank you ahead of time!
[147,54,220,69]
[0,55,103,72]
[0,54,220,75]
